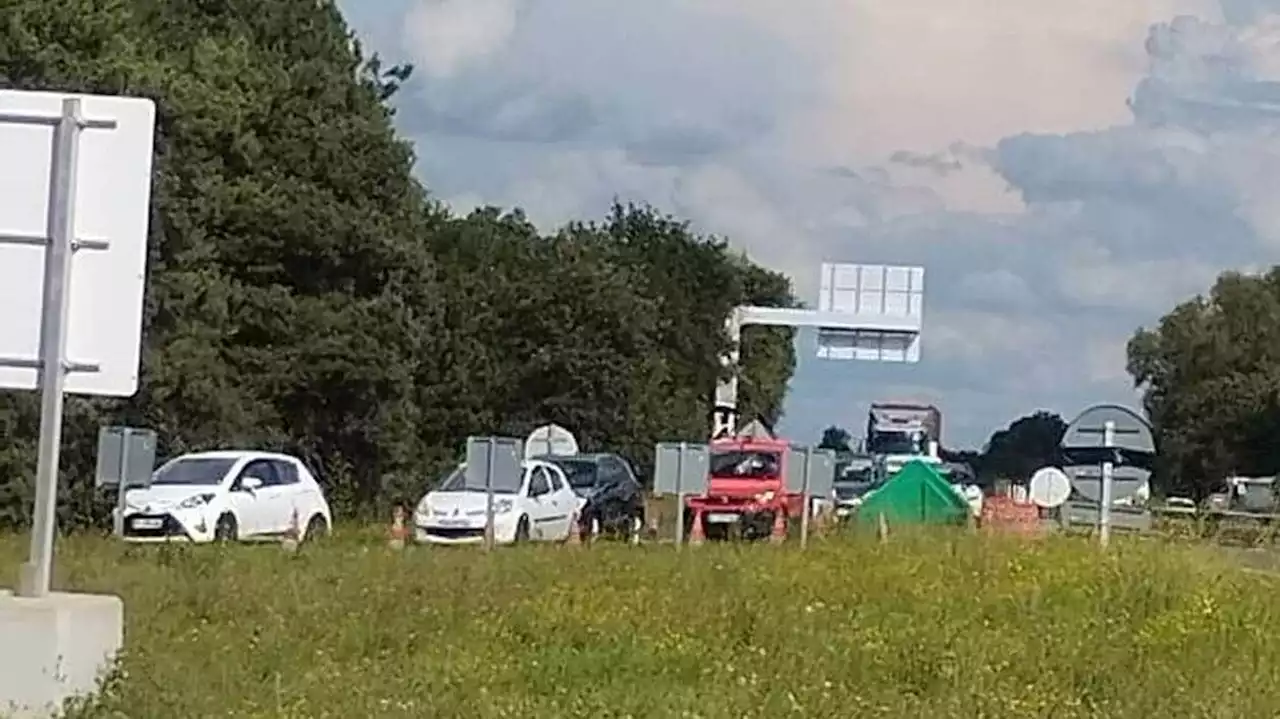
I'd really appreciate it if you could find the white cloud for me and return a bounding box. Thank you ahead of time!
[341,0,1280,446]
[402,0,519,79]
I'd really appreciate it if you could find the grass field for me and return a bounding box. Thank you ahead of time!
[4,528,1280,718]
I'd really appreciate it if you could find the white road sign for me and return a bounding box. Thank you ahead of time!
[0,90,155,396]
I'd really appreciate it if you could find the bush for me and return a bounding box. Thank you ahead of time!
[3,530,1279,718]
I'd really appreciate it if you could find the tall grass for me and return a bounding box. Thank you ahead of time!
[2,529,1278,718]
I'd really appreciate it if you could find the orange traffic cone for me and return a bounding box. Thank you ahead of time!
[688,511,705,545]
[770,509,788,544]
[388,505,408,551]
[281,507,301,552]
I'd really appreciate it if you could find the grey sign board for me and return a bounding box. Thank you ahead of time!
[653,442,709,496]
[1065,464,1151,505]
[784,446,837,497]
[1061,404,1155,453]
[1060,403,1155,505]
[464,436,524,492]
[94,425,156,488]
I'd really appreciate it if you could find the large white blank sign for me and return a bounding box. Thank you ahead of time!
[815,263,924,362]
[0,90,156,396]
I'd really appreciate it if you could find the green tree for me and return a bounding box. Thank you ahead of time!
[979,411,1067,484]
[818,426,852,452]
[1127,268,1280,500]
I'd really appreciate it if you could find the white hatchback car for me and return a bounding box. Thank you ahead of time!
[120,450,333,543]
[414,460,577,545]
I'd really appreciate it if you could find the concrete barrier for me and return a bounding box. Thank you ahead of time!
[0,590,122,718]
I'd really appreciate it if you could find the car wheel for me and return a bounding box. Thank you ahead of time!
[214,514,237,543]
[514,515,530,543]
[304,515,328,541]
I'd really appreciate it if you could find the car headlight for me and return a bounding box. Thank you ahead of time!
[178,493,216,509]
[755,490,775,503]
[494,499,514,514]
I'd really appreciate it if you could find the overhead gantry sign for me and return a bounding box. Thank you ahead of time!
[712,262,925,438]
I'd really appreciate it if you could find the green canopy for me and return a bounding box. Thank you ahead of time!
[856,459,970,525]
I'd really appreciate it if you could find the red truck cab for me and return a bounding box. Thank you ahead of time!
[683,436,804,540]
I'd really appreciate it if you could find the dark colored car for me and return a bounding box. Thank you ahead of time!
[538,453,644,539]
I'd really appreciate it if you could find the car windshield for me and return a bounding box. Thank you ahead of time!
[437,465,519,494]
[551,460,598,489]
[150,457,236,486]
[710,450,780,479]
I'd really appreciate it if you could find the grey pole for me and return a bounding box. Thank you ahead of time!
[1098,420,1115,548]
[673,444,685,548]
[799,452,812,549]
[483,442,496,551]
[17,98,83,599]
[113,428,132,538]
[1095,417,1116,545]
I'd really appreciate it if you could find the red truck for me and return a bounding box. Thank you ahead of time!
[683,434,806,541]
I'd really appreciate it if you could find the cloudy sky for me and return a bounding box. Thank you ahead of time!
[341,0,1280,448]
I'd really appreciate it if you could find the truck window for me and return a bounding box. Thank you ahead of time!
[710,450,781,479]
[866,430,923,456]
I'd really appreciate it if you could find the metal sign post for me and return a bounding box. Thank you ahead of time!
[1100,421,1115,547]
[0,99,111,597]
[1060,404,1154,548]
[94,425,158,537]
[484,446,496,551]
[674,458,685,548]
[654,442,709,547]
[785,446,835,549]
[465,436,522,552]
[799,457,812,548]
[0,89,155,717]
[712,263,925,438]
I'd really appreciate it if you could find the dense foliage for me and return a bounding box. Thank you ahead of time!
[0,0,796,527]
[10,531,1277,718]
[1128,268,1280,500]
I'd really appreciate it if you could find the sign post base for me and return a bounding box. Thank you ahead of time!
[0,590,122,718]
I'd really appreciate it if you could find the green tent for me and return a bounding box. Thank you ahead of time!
[856,459,970,525]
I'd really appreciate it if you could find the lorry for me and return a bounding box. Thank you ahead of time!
[865,402,944,481]
[683,424,806,542]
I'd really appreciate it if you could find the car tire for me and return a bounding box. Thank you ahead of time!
[304,515,328,542]
[214,514,237,543]
[514,515,530,543]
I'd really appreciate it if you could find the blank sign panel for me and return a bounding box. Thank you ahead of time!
[819,263,923,322]
[816,330,919,362]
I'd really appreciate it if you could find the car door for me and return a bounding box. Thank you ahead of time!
[542,464,576,539]
[227,458,274,537]
[524,466,558,540]
[264,458,304,534]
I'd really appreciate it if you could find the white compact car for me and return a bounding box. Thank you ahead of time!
[414,459,577,545]
[120,450,333,543]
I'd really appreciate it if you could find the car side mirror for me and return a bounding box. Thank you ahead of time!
[240,476,263,491]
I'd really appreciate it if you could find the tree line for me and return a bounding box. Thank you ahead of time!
[0,0,796,527]
[817,411,1068,486]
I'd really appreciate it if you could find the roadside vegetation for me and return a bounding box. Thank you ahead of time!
[4,530,1278,718]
